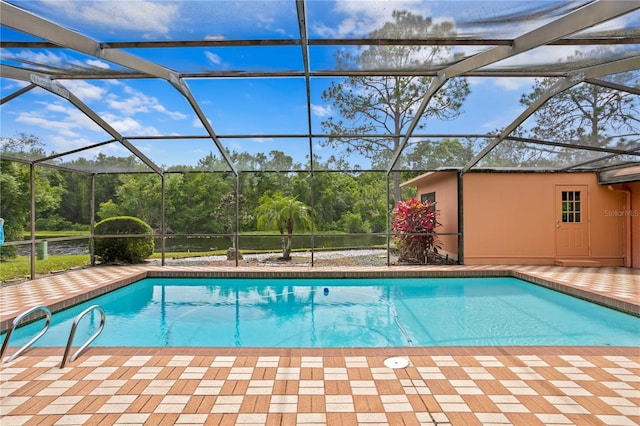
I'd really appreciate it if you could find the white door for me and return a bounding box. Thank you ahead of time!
[555,185,589,257]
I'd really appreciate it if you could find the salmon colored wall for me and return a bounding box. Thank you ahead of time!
[413,172,459,260]
[624,181,640,268]
[462,172,626,266]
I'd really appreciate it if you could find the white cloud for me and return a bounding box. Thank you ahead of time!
[105,84,186,120]
[311,104,332,118]
[479,103,530,131]
[205,51,222,65]
[16,101,103,133]
[105,94,146,115]
[468,76,536,92]
[491,45,590,69]
[6,49,105,72]
[192,117,212,129]
[86,59,111,69]
[151,104,188,120]
[101,114,160,136]
[16,113,76,132]
[61,80,106,101]
[578,13,638,36]
[0,78,29,92]
[7,49,88,71]
[11,49,64,66]
[312,0,433,38]
[493,77,536,91]
[41,0,180,38]
[12,101,113,154]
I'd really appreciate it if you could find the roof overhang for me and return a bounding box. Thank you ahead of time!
[598,165,640,184]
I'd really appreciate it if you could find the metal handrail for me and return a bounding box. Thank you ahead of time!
[1,305,52,363]
[60,305,105,368]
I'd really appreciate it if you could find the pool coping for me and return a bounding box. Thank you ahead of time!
[2,265,638,334]
[3,344,638,426]
[3,265,638,426]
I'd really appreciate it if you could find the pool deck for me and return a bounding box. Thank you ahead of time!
[1,264,639,425]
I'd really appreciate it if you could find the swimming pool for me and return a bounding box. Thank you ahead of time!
[5,277,639,347]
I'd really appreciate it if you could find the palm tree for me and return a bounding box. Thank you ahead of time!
[256,192,311,260]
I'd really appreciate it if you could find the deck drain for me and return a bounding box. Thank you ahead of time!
[384,357,409,369]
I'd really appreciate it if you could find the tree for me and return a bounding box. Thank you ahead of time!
[64,154,146,226]
[165,172,232,234]
[114,174,163,228]
[255,192,311,260]
[350,172,387,233]
[320,10,469,202]
[519,50,639,166]
[57,170,92,226]
[234,150,298,228]
[211,192,246,247]
[0,160,29,259]
[33,166,65,227]
[403,138,475,170]
[311,172,358,231]
[0,134,64,258]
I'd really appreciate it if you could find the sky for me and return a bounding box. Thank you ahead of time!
[0,0,637,170]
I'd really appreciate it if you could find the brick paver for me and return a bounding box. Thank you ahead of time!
[1,265,638,425]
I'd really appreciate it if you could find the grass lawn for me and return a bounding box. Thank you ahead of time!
[0,254,92,283]
[0,249,236,283]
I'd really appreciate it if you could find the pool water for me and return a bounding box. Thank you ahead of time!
[5,277,640,347]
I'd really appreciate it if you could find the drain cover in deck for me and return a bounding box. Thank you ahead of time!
[384,357,409,369]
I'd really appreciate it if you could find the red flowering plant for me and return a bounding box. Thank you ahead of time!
[392,198,441,263]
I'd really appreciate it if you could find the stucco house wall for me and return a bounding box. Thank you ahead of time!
[410,171,459,260]
[625,181,640,268]
[463,172,625,266]
[404,171,632,267]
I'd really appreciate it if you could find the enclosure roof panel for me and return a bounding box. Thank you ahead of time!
[1,0,638,174]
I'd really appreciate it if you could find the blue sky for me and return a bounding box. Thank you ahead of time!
[1,0,637,169]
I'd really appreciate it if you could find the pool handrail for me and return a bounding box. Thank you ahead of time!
[60,305,105,368]
[1,305,52,363]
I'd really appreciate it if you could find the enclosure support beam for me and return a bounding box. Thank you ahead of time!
[585,78,640,96]
[0,1,237,175]
[386,174,391,266]
[235,175,240,267]
[29,163,36,280]
[170,80,238,175]
[462,55,640,174]
[161,174,166,267]
[0,66,163,175]
[0,2,173,80]
[0,83,35,105]
[457,171,464,265]
[561,153,640,172]
[90,175,96,267]
[506,136,640,156]
[387,0,640,175]
[296,0,317,266]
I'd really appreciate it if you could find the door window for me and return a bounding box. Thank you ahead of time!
[561,191,581,223]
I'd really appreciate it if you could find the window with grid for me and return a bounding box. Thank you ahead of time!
[561,191,581,223]
[421,192,436,204]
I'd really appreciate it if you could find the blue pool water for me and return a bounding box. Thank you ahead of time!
[4,277,639,347]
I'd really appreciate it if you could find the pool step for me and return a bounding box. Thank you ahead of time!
[554,259,600,267]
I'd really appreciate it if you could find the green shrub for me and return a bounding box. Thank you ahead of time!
[339,212,371,233]
[93,216,154,264]
[36,215,74,231]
